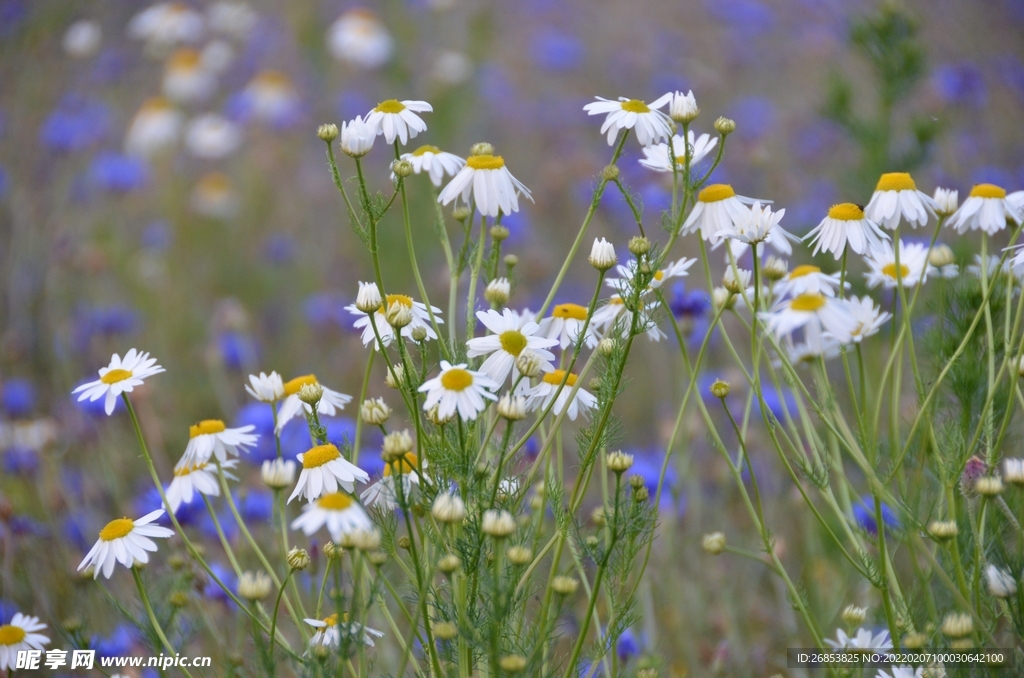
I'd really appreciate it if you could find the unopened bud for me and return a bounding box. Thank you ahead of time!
[506,545,532,565]
[551,575,579,596]
[470,142,494,156]
[385,302,413,329]
[841,604,867,626]
[287,548,310,570]
[702,532,726,555]
[352,528,382,552]
[927,520,959,540]
[385,364,404,389]
[763,256,788,282]
[975,476,1004,496]
[515,351,543,379]
[499,655,527,673]
[397,535,411,550]
[433,621,458,640]
[628,236,650,256]
[714,117,736,135]
[497,393,526,420]
[929,244,955,268]
[381,429,414,463]
[361,398,391,425]
[597,337,617,357]
[941,612,973,638]
[504,254,518,268]
[367,550,387,566]
[317,123,339,142]
[355,281,382,313]
[298,382,324,406]
[606,450,634,473]
[485,277,511,306]
[452,206,472,222]
[432,494,466,523]
[600,164,620,182]
[710,379,730,399]
[490,224,509,242]
[438,553,462,573]
[481,509,516,537]
[393,159,413,178]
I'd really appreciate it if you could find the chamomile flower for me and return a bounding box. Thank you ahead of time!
[128,3,205,52]
[783,321,842,364]
[606,257,696,294]
[191,172,239,219]
[180,419,258,465]
[824,296,891,344]
[583,94,672,146]
[967,254,1024,282]
[124,97,183,157]
[291,491,373,540]
[863,240,934,289]
[185,113,242,159]
[275,375,353,432]
[864,172,937,230]
[824,627,892,651]
[166,458,238,512]
[539,303,599,350]
[207,2,257,40]
[72,349,165,416]
[466,309,557,385]
[339,115,375,157]
[638,131,718,173]
[246,371,285,403]
[238,71,301,127]
[772,265,842,299]
[947,183,1023,234]
[398,145,465,186]
[591,296,666,342]
[78,510,175,579]
[360,453,422,510]
[0,613,49,670]
[418,361,499,421]
[716,201,797,258]
[306,614,384,649]
[681,184,762,245]
[437,153,533,218]
[525,370,597,421]
[804,203,889,259]
[327,9,394,70]
[289,444,370,503]
[364,99,432,145]
[346,293,442,349]
[761,293,856,338]
[162,48,217,104]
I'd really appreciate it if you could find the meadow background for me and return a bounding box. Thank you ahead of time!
[1,0,1024,675]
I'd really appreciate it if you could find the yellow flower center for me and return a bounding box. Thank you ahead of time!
[620,99,650,113]
[552,303,588,320]
[882,263,910,280]
[0,624,26,646]
[383,453,418,476]
[198,172,232,192]
[542,370,578,387]
[374,99,406,114]
[466,154,505,171]
[440,368,474,391]
[970,183,1007,199]
[412,145,441,156]
[875,172,916,192]
[789,293,826,312]
[324,613,338,627]
[654,270,665,281]
[499,330,528,356]
[174,462,208,476]
[385,294,413,308]
[99,517,135,541]
[317,492,355,510]
[609,296,624,306]
[827,203,865,221]
[284,375,318,396]
[674,155,687,166]
[789,265,821,279]
[141,97,172,113]
[168,48,201,69]
[101,368,133,385]
[189,419,226,438]
[255,70,290,88]
[303,444,341,469]
[698,184,736,203]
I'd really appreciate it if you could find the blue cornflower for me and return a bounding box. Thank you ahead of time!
[1,378,35,418]
[89,151,148,192]
[218,331,259,371]
[852,496,900,535]
[39,94,111,152]
[933,62,987,107]
[531,29,584,72]
[3,446,39,475]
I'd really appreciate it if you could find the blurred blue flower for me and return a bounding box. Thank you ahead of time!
[239,489,273,524]
[63,514,91,552]
[531,29,584,72]
[263,233,296,265]
[3,446,39,476]
[218,331,260,370]
[90,48,130,85]
[303,293,349,331]
[639,183,672,218]
[39,95,111,152]
[971,165,1014,189]
[89,152,148,192]
[627,449,682,513]
[852,496,900,535]
[91,624,137,657]
[0,166,8,200]
[8,515,46,537]
[757,385,797,422]
[0,0,27,38]
[500,210,532,246]
[135,485,202,526]
[74,304,140,352]
[0,599,16,624]
[336,90,374,122]
[705,0,775,31]
[932,62,987,108]
[786,179,839,234]
[200,507,239,541]
[996,56,1024,100]
[669,282,710,319]
[616,628,644,663]
[141,221,173,253]
[726,96,777,142]
[792,120,843,162]
[1,378,35,418]
[204,562,237,603]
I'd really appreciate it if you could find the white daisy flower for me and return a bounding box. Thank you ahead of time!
[275,374,353,432]
[124,97,183,158]
[863,240,935,289]
[591,296,666,342]
[78,510,175,579]
[245,371,285,403]
[933,187,959,216]
[72,349,165,416]
[180,419,258,466]
[823,296,891,345]
[0,612,49,670]
[824,627,892,650]
[346,293,442,350]
[967,254,1024,282]
[241,71,300,126]
[804,203,889,259]
[877,666,924,678]
[340,115,375,158]
[291,491,374,540]
[583,94,672,146]
[667,89,699,123]
[360,453,422,510]
[190,172,239,219]
[162,48,217,104]
[466,309,558,385]
[681,184,762,245]
[638,131,718,173]
[127,3,205,51]
[166,458,238,512]
[538,303,599,350]
[418,361,498,421]
[327,9,394,70]
[185,113,242,159]
[305,614,384,649]
[606,257,696,294]
[715,201,798,259]
[364,99,432,145]
[783,321,842,364]
[864,172,937,230]
[289,444,370,503]
[772,265,843,299]
[761,293,856,338]
[947,183,1023,235]
[525,370,597,421]
[437,153,533,218]
[398,145,465,186]
[206,1,258,40]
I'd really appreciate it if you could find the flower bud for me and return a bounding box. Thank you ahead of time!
[432,494,466,523]
[323,541,342,560]
[633,485,649,502]
[600,164,620,182]
[490,224,509,242]
[367,551,387,566]
[356,281,383,314]
[261,458,297,489]
[1004,458,1024,484]
[669,90,699,124]
[497,393,526,421]
[551,575,579,596]
[426,404,454,425]
[929,244,955,269]
[298,382,323,406]
[515,351,544,379]
[317,123,339,142]
[485,277,511,306]
[392,159,413,178]
[352,528,382,552]
[470,142,494,156]
[723,268,751,295]
[287,548,310,571]
[361,397,391,425]
[452,206,472,222]
[941,612,973,638]
[763,256,788,282]
[385,301,413,329]
[841,604,867,626]
[504,254,518,268]
[712,287,734,310]
[438,553,462,573]
[927,520,958,540]
[168,591,189,608]
[628,236,651,256]
[381,429,414,463]
[933,188,959,217]
[589,237,617,271]
[397,535,411,550]
[597,337,617,357]
[238,570,273,601]
[714,117,736,135]
[506,545,532,565]
[385,364,404,389]
[702,532,726,555]
[499,655,527,673]
[902,632,927,649]
[606,450,634,473]
[481,509,516,538]
[710,379,730,399]
[985,565,1017,598]
[433,621,458,640]
[975,476,1004,496]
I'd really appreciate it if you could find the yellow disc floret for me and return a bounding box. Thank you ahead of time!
[789,265,821,279]
[466,154,505,171]
[303,444,341,469]
[875,172,916,192]
[698,184,736,203]
[499,330,528,356]
[970,183,1007,199]
[620,99,651,113]
[827,203,865,221]
[552,303,588,320]
[101,368,133,385]
[789,293,827,312]
[99,518,135,542]
[542,370,578,387]
[317,492,355,510]
[374,99,406,114]
[882,263,910,280]
[412,145,441,157]
[383,453,418,476]
[0,624,26,645]
[189,419,226,438]
[441,368,474,391]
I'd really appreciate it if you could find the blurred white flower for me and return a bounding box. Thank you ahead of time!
[639,131,717,173]
[207,1,257,40]
[431,51,474,86]
[124,97,183,157]
[163,48,217,104]
[128,3,205,52]
[185,113,241,159]
[327,9,393,69]
[346,293,441,349]
[398,145,465,186]
[933,187,959,216]
[191,173,239,219]
[63,20,102,58]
